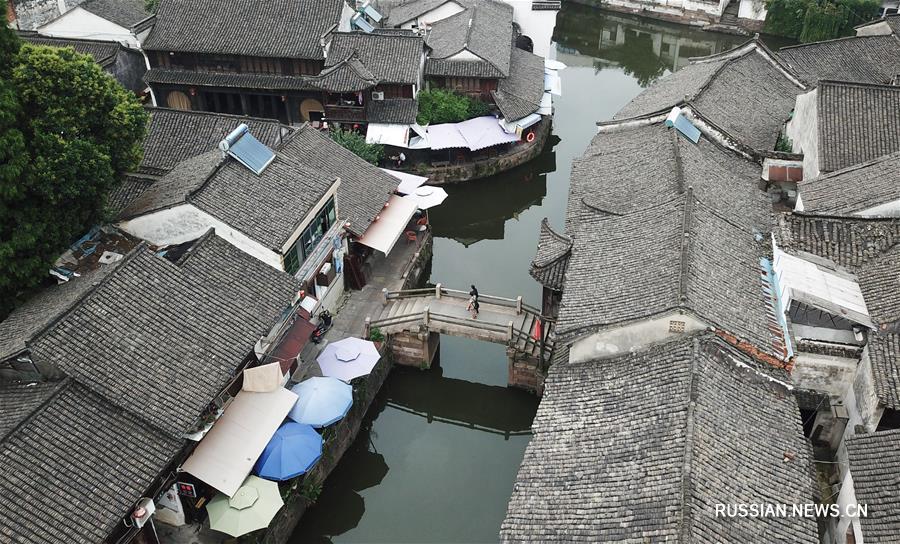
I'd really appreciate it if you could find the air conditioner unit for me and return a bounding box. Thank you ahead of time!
[371,91,384,101]
[131,498,156,529]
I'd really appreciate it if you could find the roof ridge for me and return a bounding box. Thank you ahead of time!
[677,186,693,304]
[0,378,71,445]
[173,227,217,267]
[819,78,900,91]
[146,106,286,127]
[677,336,701,543]
[779,33,894,51]
[540,217,572,246]
[801,149,900,184]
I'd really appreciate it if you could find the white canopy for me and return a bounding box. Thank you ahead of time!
[457,116,520,150]
[402,185,448,210]
[427,122,469,150]
[544,58,567,70]
[380,168,428,194]
[242,362,282,392]
[544,70,562,96]
[366,123,409,147]
[181,387,298,496]
[773,247,873,328]
[538,93,553,116]
[427,116,519,151]
[500,113,542,135]
[356,194,418,255]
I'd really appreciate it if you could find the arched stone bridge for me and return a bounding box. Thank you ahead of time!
[365,285,554,394]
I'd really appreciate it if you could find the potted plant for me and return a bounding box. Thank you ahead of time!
[369,327,385,349]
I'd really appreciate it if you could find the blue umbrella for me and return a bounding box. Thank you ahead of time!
[288,377,353,428]
[253,422,322,481]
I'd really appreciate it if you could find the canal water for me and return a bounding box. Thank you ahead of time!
[294,6,786,542]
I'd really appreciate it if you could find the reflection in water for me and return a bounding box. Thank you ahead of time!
[428,136,559,247]
[296,7,779,543]
[555,2,744,83]
[293,338,539,543]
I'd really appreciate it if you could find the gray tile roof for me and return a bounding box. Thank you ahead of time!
[424,0,513,79]
[558,191,779,356]
[775,213,900,269]
[17,32,119,66]
[28,234,300,437]
[798,151,900,216]
[856,13,900,35]
[818,80,900,173]
[384,0,472,25]
[367,98,419,124]
[143,0,343,59]
[139,107,286,175]
[192,137,336,249]
[0,380,63,438]
[0,381,182,544]
[555,122,782,353]
[500,334,818,543]
[79,0,151,29]
[0,265,121,362]
[144,67,313,92]
[616,42,804,150]
[529,218,571,291]
[123,133,337,249]
[492,48,545,121]
[846,429,900,542]
[290,125,399,235]
[326,31,424,85]
[308,55,379,92]
[778,35,900,85]
[867,332,900,410]
[565,123,769,234]
[107,173,157,216]
[857,243,900,327]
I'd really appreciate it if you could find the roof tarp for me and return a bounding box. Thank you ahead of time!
[356,194,418,255]
[500,113,542,135]
[181,387,298,496]
[538,93,552,115]
[773,247,873,328]
[380,168,428,194]
[544,70,562,96]
[366,123,409,147]
[457,116,520,151]
[427,123,469,150]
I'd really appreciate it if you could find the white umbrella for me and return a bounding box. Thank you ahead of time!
[380,168,428,195]
[317,337,381,382]
[402,185,448,210]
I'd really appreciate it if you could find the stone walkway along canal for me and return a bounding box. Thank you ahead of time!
[292,5,791,542]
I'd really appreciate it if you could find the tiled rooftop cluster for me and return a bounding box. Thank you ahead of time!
[522,24,900,542]
[0,233,300,543]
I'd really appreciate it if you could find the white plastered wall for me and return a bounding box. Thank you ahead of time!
[786,88,820,179]
[568,311,708,364]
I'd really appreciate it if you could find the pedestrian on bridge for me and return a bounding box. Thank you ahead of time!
[469,285,479,301]
[467,295,479,319]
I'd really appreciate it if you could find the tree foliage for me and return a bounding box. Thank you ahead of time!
[416,89,491,125]
[0,24,148,314]
[765,0,881,42]
[330,128,385,165]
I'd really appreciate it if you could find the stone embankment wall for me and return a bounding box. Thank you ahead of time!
[422,117,552,184]
[257,349,393,544]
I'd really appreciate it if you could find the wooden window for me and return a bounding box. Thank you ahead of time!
[166,91,192,111]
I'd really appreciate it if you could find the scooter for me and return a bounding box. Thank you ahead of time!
[310,310,333,344]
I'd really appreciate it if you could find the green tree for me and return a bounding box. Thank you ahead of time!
[765,0,881,42]
[0,25,148,315]
[330,128,385,165]
[416,89,490,125]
